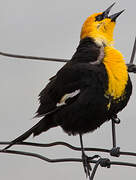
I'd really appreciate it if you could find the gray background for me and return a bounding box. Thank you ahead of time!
[0,0,136,179]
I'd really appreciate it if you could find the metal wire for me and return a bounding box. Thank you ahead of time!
[0,148,136,167]
[1,46,136,73]
[111,120,117,148]
[0,141,136,157]
[1,140,136,180]
[130,37,136,64]
[0,141,136,180]
[0,51,68,63]
[0,36,135,66]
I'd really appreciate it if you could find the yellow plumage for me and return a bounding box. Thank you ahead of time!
[80,12,115,46]
[103,46,128,99]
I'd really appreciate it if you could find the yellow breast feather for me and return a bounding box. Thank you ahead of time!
[103,46,128,100]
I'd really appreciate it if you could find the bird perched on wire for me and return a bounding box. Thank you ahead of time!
[3,3,132,178]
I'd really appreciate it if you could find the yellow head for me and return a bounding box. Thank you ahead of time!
[81,3,124,46]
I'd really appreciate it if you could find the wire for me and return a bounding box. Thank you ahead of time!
[1,39,136,73]
[0,51,68,63]
[0,141,136,157]
[0,36,135,66]
[0,148,136,167]
[130,37,136,64]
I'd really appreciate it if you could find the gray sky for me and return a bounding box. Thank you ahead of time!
[0,0,136,179]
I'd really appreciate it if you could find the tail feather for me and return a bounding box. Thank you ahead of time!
[2,116,58,151]
[2,107,62,151]
[2,122,40,151]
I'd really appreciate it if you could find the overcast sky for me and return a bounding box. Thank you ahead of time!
[0,0,136,179]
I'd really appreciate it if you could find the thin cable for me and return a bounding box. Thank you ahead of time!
[130,36,136,64]
[0,51,69,63]
[90,159,101,180]
[0,141,136,157]
[0,36,135,65]
[111,120,116,148]
[0,149,136,168]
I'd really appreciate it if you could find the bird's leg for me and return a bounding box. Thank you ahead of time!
[110,115,120,157]
[79,134,99,178]
[79,134,91,178]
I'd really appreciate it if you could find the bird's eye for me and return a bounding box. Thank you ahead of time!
[95,14,104,21]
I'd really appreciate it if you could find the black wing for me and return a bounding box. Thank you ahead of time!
[36,62,106,117]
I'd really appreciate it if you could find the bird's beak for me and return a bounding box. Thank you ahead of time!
[102,2,115,18]
[109,10,125,22]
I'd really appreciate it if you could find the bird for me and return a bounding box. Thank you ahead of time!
[3,3,132,178]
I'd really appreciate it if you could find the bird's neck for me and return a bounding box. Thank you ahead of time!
[103,46,128,99]
[72,37,102,63]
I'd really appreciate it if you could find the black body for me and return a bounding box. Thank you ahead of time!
[3,37,132,150]
[35,37,132,136]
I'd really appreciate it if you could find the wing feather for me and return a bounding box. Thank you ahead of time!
[36,63,104,117]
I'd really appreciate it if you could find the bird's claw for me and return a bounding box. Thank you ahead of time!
[82,153,100,178]
[82,153,91,178]
[127,63,136,73]
[111,115,121,124]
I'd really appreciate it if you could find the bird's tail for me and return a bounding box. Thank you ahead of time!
[2,109,59,151]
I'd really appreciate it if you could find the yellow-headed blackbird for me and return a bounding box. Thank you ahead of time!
[3,3,132,177]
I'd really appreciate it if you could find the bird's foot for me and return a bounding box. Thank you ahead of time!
[111,115,121,124]
[110,147,120,157]
[81,153,100,178]
[127,63,136,73]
